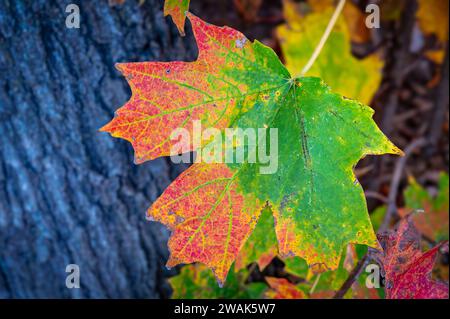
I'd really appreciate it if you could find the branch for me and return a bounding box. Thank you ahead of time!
[333,254,368,299]
[379,137,427,232]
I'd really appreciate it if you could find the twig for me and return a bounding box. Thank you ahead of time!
[295,0,346,77]
[333,254,368,299]
[247,263,258,276]
[379,137,427,232]
[309,273,321,295]
[365,191,388,204]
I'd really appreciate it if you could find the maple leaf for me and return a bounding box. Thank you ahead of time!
[277,0,384,104]
[101,14,402,285]
[399,173,449,242]
[147,162,265,284]
[164,0,190,35]
[377,216,449,299]
[265,277,305,299]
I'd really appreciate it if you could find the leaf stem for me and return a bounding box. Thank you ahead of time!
[309,273,321,295]
[295,0,346,78]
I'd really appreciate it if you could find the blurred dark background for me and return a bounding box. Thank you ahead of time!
[0,0,196,298]
[0,0,448,298]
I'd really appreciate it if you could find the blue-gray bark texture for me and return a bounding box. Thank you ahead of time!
[0,0,194,298]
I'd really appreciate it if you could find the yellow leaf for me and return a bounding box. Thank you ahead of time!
[277,0,384,104]
[417,0,449,43]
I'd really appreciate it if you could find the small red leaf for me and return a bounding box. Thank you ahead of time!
[378,216,449,299]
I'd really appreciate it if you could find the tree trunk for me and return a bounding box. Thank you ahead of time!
[0,0,194,298]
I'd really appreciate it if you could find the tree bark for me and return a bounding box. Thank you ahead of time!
[0,0,194,298]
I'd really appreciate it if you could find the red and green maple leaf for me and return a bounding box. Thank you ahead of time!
[377,215,449,299]
[101,13,401,285]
